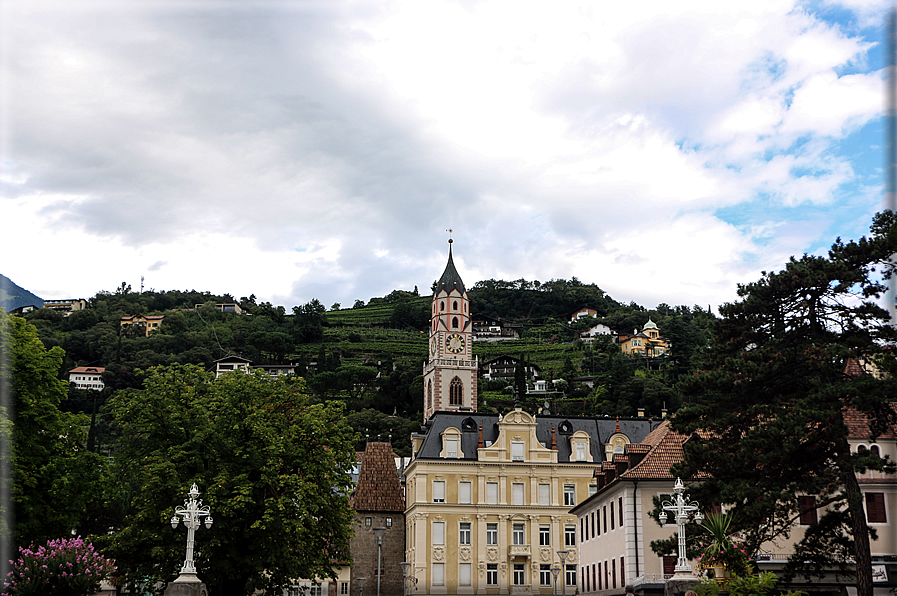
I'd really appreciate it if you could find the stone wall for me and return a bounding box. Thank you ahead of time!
[350,512,406,596]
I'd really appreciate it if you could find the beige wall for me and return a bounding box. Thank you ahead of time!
[405,410,608,595]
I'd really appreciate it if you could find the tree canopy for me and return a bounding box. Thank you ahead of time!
[101,364,357,596]
[671,212,897,596]
[1,312,106,547]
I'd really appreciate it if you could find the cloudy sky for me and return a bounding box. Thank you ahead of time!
[0,0,892,312]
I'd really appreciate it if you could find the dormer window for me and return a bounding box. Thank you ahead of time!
[441,427,463,458]
[446,438,459,458]
[570,430,592,462]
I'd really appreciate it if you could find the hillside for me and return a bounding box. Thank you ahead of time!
[19,280,716,456]
[0,274,44,311]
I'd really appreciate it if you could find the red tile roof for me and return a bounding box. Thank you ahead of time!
[350,442,404,512]
[620,421,705,480]
[69,367,105,374]
[843,405,897,440]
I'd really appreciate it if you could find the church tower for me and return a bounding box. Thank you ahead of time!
[423,239,478,421]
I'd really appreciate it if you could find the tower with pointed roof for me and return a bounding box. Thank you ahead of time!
[423,239,478,421]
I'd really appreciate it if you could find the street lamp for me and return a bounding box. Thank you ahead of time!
[661,477,704,576]
[169,483,213,579]
[373,527,387,596]
[551,565,561,595]
[556,550,569,595]
[357,576,367,596]
[399,562,411,596]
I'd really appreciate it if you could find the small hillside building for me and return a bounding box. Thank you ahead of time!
[68,366,105,391]
[618,320,670,357]
[120,314,164,336]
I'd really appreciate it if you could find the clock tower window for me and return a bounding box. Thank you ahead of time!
[452,316,459,329]
[453,300,458,310]
[450,377,463,405]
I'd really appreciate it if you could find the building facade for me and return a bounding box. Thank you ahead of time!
[349,442,406,596]
[423,241,478,421]
[404,410,658,595]
[68,366,105,391]
[571,415,897,596]
[406,242,662,594]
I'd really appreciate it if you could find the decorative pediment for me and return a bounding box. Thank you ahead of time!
[504,409,535,424]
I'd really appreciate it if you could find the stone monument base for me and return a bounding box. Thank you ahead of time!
[664,573,700,596]
[164,573,208,596]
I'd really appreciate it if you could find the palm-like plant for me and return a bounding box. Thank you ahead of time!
[698,512,751,577]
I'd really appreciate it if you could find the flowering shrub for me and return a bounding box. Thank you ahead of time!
[4,537,114,596]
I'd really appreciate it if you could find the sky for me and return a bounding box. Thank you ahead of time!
[1,0,894,312]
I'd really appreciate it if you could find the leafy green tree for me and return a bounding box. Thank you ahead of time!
[308,364,378,404]
[344,408,421,457]
[671,212,897,596]
[103,364,356,596]
[1,312,106,547]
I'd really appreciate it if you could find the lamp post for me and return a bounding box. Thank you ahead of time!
[357,576,366,596]
[661,477,703,576]
[551,565,561,595]
[169,483,212,580]
[373,527,387,596]
[556,550,569,594]
[399,562,411,596]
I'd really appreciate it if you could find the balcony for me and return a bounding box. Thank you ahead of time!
[508,544,532,558]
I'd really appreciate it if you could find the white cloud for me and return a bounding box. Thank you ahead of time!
[0,0,888,311]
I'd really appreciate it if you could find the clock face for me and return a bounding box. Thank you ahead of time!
[446,333,465,354]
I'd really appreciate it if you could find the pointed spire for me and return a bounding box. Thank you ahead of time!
[436,239,466,294]
[615,417,620,433]
[551,425,557,450]
[478,424,485,449]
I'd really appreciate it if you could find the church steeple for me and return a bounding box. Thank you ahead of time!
[423,238,478,421]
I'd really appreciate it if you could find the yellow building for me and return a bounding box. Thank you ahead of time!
[405,241,659,595]
[618,320,669,357]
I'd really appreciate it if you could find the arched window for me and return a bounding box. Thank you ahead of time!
[871,445,880,456]
[440,301,445,312]
[428,380,433,411]
[453,301,458,311]
[450,377,463,405]
[452,316,459,328]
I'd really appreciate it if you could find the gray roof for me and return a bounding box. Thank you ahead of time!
[436,244,466,295]
[413,411,659,464]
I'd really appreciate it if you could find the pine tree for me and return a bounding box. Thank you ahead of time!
[672,212,897,596]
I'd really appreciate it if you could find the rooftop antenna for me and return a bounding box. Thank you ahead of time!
[887,8,897,323]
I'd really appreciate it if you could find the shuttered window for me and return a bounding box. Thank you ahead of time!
[866,493,887,523]
[798,496,817,525]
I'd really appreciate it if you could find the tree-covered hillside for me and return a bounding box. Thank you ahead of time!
[18,278,715,456]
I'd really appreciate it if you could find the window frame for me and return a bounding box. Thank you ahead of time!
[565,525,576,547]
[433,521,445,545]
[487,563,498,585]
[459,522,471,545]
[433,480,445,503]
[512,522,525,545]
[563,484,576,506]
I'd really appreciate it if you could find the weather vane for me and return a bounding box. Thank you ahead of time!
[446,228,453,244]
